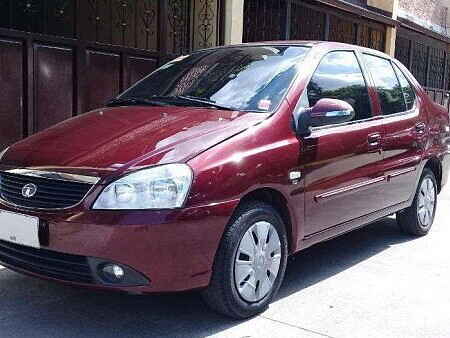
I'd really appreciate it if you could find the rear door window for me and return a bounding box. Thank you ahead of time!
[393,63,416,110]
[363,54,407,115]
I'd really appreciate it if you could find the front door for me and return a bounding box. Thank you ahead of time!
[299,51,385,235]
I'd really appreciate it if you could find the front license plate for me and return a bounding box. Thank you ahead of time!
[0,210,40,248]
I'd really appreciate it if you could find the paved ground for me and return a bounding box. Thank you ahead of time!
[1,187,450,338]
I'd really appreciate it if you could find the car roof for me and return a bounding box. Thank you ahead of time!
[200,40,392,60]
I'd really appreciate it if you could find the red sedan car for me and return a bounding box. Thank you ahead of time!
[0,41,449,318]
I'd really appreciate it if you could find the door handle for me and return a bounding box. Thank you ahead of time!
[415,122,426,134]
[368,133,382,154]
[368,133,382,146]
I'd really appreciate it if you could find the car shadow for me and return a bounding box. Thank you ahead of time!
[277,216,415,300]
[0,217,416,338]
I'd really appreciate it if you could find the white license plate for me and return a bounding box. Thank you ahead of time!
[0,210,40,248]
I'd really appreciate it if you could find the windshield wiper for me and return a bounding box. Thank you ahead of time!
[108,95,240,111]
[176,95,237,111]
[148,95,237,111]
[106,97,169,107]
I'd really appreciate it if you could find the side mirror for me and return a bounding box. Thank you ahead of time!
[296,98,355,136]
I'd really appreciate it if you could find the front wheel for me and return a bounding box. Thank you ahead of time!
[397,168,437,236]
[201,202,288,319]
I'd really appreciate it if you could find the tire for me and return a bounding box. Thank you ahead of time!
[201,202,288,319]
[397,168,437,236]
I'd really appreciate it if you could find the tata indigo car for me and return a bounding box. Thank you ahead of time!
[0,42,449,319]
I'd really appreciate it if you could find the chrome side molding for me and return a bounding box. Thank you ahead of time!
[3,169,100,185]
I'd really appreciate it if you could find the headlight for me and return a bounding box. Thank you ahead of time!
[93,164,193,210]
[0,147,9,161]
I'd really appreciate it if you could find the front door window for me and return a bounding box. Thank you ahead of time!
[306,51,373,123]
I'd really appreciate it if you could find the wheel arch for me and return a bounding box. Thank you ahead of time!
[424,157,443,193]
[236,188,296,254]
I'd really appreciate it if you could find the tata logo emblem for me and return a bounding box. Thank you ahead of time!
[22,183,37,198]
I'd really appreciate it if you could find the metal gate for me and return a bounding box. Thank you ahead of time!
[243,0,386,52]
[0,0,225,150]
[395,26,450,110]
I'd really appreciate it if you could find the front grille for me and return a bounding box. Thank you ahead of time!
[0,240,94,284]
[0,172,93,209]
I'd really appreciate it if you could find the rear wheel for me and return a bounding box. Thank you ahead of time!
[397,168,437,236]
[201,202,288,319]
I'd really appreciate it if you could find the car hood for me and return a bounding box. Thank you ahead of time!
[2,106,268,178]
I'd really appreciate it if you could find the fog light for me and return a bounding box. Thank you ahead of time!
[102,264,125,282]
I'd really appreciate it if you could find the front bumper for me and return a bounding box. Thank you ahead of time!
[0,199,239,293]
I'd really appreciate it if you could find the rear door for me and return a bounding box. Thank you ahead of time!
[300,50,386,235]
[362,54,425,208]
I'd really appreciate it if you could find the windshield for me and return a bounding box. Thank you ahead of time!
[117,45,310,112]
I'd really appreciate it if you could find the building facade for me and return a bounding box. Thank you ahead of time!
[0,0,449,149]
[398,0,449,36]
